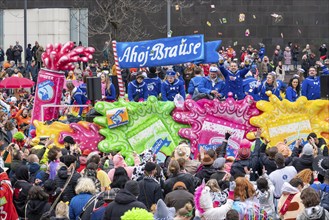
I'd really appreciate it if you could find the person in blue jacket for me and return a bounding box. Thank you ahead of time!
[104,75,116,102]
[161,69,186,101]
[219,56,251,100]
[144,66,162,98]
[242,71,259,100]
[254,72,281,101]
[198,66,225,98]
[127,72,148,102]
[285,76,300,102]
[258,43,266,60]
[78,74,88,98]
[301,61,329,100]
[66,81,88,117]
[187,66,204,98]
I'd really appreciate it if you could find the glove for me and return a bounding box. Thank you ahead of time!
[225,132,231,140]
[218,55,225,64]
[244,58,250,66]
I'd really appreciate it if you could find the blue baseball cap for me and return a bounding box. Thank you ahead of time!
[166,70,176,76]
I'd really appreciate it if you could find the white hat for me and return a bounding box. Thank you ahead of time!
[209,66,219,72]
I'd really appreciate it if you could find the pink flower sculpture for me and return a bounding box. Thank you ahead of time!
[59,122,104,151]
[172,93,261,157]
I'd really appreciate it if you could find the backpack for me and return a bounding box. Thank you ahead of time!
[319,185,329,211]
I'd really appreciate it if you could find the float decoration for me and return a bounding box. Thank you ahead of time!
[172,93,260,157]
[58,121,104,151]
[33,120,72,147]
[31,42,95,123]
[249,92,329,147]
[93,96,187,165]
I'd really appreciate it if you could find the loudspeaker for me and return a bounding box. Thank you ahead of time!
[87,77,102,101]
[320,75,329,100]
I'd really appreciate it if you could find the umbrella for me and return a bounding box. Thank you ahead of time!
[0,76,35,88]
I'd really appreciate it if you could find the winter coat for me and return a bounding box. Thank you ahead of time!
[301,65,329,100]
[195,165,217,183]
[278,183,304,220]
[196,186,233,220]
[137,177,163,210]
[285,86,299,102]
[127,80,148,102]
[13,166,33,217]
[26,199,51,219]
[198,76,225,97]
[284,50,292,65]
[297,206,329,220]
[219,64,250,100]
[165,188,194,211]
[104,84,116,101]
[26,47,32,61]
[0,172,19,220]
[144,77,162,97]
[163,173,195,196]
[161,79,186,101]
[69,193,93,220]
[257,139,277,175]
[188,75,204,97]
[103,189,147,220]
[54,166,81,202]
[292,48,299,61]
[78,83,87,97]
[71,87,88,115]
[243,76,259,100]
[255,82,282,101]
[291,154,314,173]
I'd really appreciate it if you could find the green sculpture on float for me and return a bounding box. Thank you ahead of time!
[93,96,188,165]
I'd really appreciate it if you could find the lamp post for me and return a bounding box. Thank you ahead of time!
[167,0,171,37]
[24,0,27,66]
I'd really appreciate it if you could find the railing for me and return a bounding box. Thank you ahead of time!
[40,104,89,122]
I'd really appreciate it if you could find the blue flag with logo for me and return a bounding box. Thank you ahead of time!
[117,35,210,68]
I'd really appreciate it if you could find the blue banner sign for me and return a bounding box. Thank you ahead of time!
[117,35,207,68]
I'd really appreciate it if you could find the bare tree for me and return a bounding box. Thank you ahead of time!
[72,0,210,63]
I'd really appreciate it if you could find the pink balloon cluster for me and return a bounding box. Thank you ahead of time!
[41,42,95,71]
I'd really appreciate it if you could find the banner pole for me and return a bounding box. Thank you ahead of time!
[112,40,125,98]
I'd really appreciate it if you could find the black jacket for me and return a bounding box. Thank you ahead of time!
[195,165,217,183]
[26,199,51,219]
[291,154,314,172]
[257,139,277,175]
[163,173,195,196]
[137,177,163,210]
[103,189,147,220]
[230,142,260,180]
[54,166,81,202]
